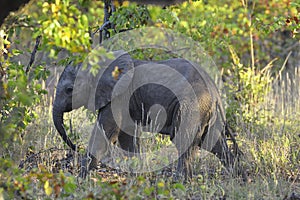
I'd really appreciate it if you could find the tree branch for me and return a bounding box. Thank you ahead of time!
[25,35,41,75]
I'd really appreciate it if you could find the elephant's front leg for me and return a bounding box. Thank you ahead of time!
[176,145,198,180]
[173,130,201,180]
[80,105,119,178]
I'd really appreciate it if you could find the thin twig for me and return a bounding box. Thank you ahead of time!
[260,57,277,74]
[69,118,73,136]
[25,35,41,74]
[274,51,292,82]
[282,41,300,56]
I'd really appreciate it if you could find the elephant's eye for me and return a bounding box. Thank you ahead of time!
[65,86,73,95]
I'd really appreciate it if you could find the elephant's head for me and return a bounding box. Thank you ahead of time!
[52,50,134,151]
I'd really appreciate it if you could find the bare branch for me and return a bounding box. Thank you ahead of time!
[25,35,41,75]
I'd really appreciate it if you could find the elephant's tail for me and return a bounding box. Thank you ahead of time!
[216,100,243,159]
[225,122,243,157]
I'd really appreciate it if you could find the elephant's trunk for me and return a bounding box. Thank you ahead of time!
[52,106,76,151]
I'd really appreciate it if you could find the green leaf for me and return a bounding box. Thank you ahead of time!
[81,14,88,27]
[144,186,154,196]
[173,183,186,191]
[11,49,23,56]
[63,177,77,194]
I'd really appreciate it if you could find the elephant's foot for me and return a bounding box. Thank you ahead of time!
[214,146,249,182]
[79,153,98,179]
[175,155,193,182]
[172,168,192,183]
[173,145,199,181]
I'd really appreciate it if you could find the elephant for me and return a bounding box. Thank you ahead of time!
[52,50,242,179]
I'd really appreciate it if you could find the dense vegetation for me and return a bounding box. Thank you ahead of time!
[0,0,299,199]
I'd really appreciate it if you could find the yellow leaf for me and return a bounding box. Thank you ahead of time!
[51,4,56,13]
[112,66,123,80]
[44,180,53,196]
[42,2,49,8]
[122,1,129,6]
[180,20,189,28]
[157,181,164,188]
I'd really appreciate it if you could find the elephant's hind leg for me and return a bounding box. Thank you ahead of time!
[210,138,235,169]
[175,145,198,180]
[118,130,139,154]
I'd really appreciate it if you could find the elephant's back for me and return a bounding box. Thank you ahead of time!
[133,57,216,99]
[133,58,215,87]
[132,58,216,120]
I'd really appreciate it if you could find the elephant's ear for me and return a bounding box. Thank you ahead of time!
[88,51,134,111]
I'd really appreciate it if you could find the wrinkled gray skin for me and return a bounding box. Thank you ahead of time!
[53,51,240,179]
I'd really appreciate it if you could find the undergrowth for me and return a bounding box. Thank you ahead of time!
[0,67,299,199]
